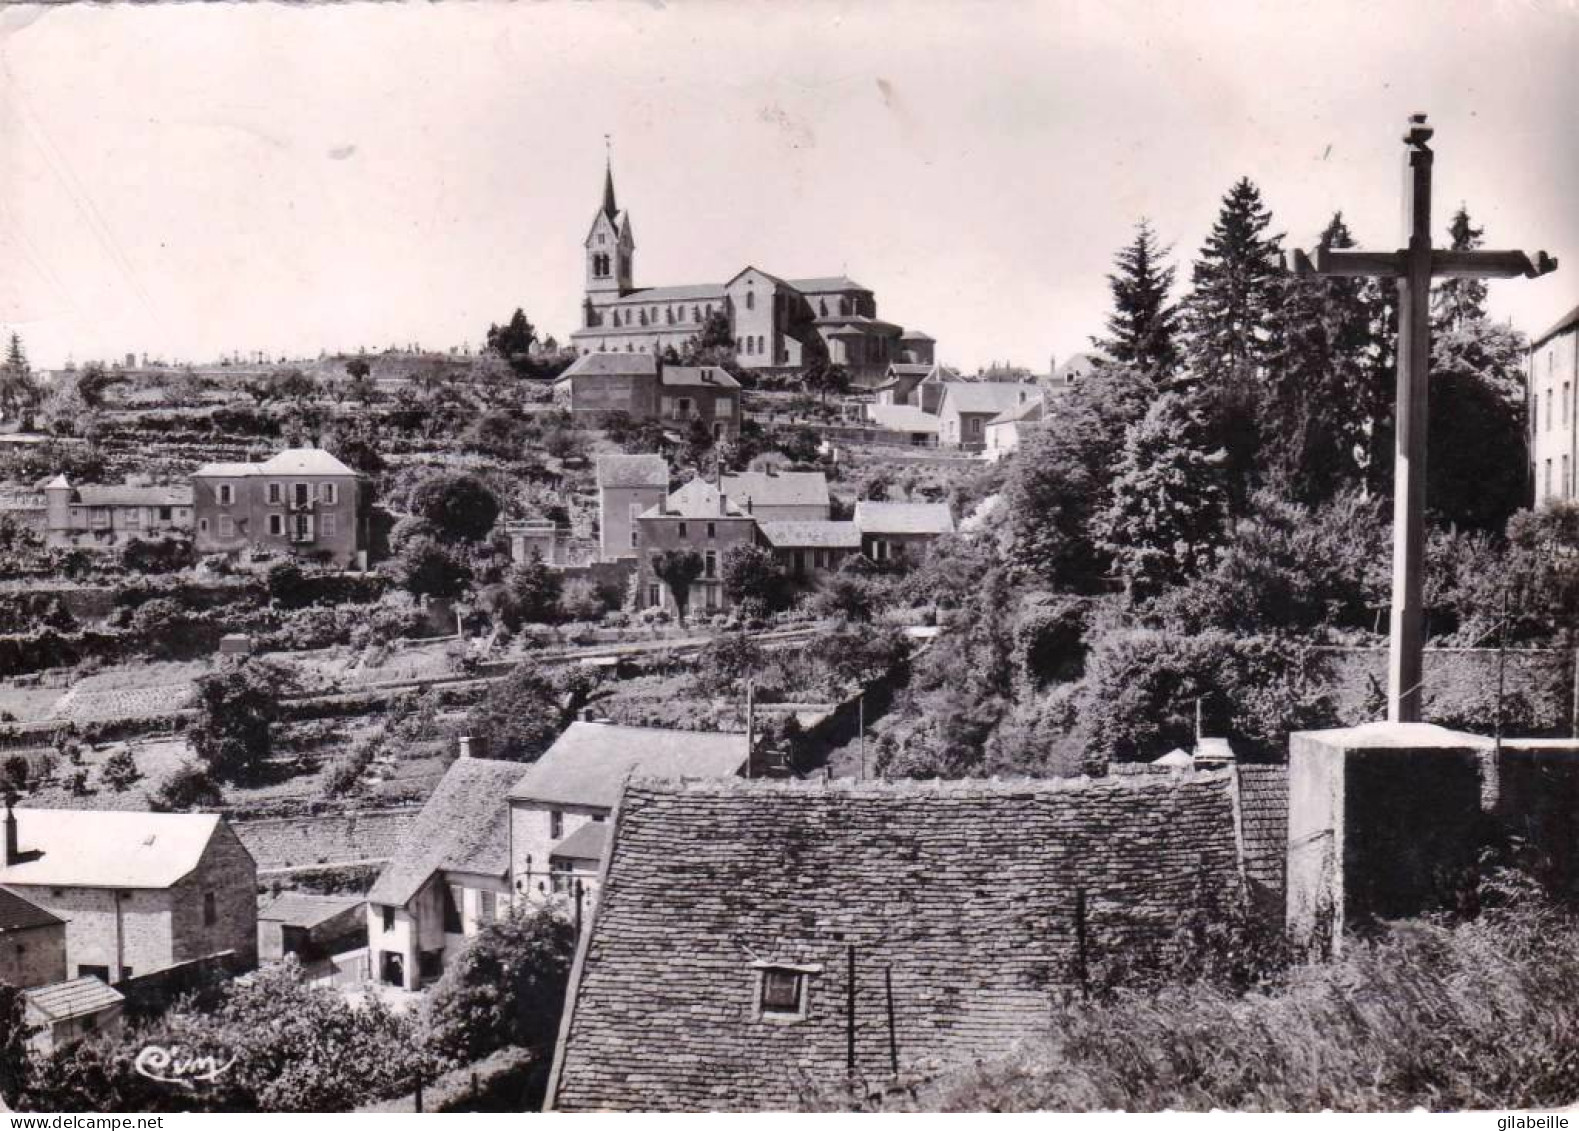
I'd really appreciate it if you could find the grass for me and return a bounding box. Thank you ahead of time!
[889,899,1579,1113]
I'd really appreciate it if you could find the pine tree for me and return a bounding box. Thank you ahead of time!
[0,333,37,424]
[1261,213,1381,502]
[1431,205,1488,334]
[1097,375,1231,601]
[1094,219,1180,378]
[1180,178,1285,511]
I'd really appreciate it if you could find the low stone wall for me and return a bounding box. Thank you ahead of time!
[235,808,416,872]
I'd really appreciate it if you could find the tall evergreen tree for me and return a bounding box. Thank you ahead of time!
[1094,219,1180,378]
[1261,213,1380,502]
[1097,374,1231,601]
[1181,178,1285,512]
[0,333,37,424]
[1431,205,1489,334]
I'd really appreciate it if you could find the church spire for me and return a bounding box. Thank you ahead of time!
[602,137,618,219]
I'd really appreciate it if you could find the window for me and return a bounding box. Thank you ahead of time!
[203,892,217,926]
[480,891,497,922]
[268,513,284,536]
[267,482,282,504]
[647,584,660,605]
[550,860,574,896]
[443,885,463,933]
[218,484,234,506]
[819,299,828,316]
[321,513,338,538]
[706,522,716,539]
[125,509,141,528]
[1546,460,1553,500]
[746,290,755,311]
[704,550,717,579]
[158,506,172,522]
[1565,455,1572,499]
[678,522,688,539]
[382,906,395,933]
[199,518,209,534]
[630,530,640,548]
[758,967,807,1018]
[1547,391,1554,431]
[320,483,337,504]
[550,810,564,840]
[746,337,755,356]
[294,482,310,508]
[218,515,235,538]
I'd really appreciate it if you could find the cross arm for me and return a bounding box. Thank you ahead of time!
[1286,247,1404,278]
[1431,249,1558,279]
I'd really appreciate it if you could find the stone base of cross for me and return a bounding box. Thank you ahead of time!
[1289,113,1556,723]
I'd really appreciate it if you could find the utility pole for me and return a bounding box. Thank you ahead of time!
[745,679,755,779]
[846,944,856,1078]
[857,691,866,781]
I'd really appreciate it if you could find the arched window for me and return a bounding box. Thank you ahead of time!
[746,291,756,311]
[611,310,621,328]
[692,306,701,322]
[840,297,850,316]
[819,299,828,317]
[706,304,714,318]
[639,310,648,327]
[746,337,755,356]
[666,308,674,325]
[757,335,765,356]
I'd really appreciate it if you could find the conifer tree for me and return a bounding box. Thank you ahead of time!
[0,333,37,424]
[1097,375,1231,601]
[1431,205,1489,334]
[1094,219,1180,379]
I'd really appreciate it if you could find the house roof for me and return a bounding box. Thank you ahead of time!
[258,892,365,929]
[550,821,609,863]
[193,448,355,479]
[555,352,661,384]
[939,382,1040,416]
[758,520,863,550]
[1534,302,1579,349]
[506,722,747,809]
[864,405,941,434]
[661,366,741,390]
[71,484,193,508]
[24,977,124,1023]
[1236,762,1289,897]
[721,471,829,510]
[1053,352,1105,382]
[854,501,955,536]
[0,809,229,890]
[785,276,870,294]
[641,477,747,520]
[366,757,529,907]
[547,773,1242,1112]
[988,395,1044,427]
[596,454,669,490]
[0,886,62,933]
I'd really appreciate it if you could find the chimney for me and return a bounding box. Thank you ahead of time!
[718,489,727,516]
[5,795,18,867]
[581,708,601,723]
[458,735,472,758]
[746,497,754,515]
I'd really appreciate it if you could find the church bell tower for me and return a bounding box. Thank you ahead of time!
[584,154,634,308]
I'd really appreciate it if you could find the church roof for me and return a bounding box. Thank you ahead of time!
[786,276,870,294]
[618,284,729,304]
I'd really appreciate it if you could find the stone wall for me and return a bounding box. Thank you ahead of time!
[235,809,415,873]
[173,821,258,969]
[0,921,65,989]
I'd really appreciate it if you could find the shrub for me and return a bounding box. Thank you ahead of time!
[410,472,500,543]
[100,748,140,792]
[188,660,292,782]
[149,762,222,810]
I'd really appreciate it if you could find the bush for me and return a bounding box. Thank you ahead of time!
[465,660,582,762]
[410,472,501,543]
[100,748,140,792]
[188,660,292,782]
[149,762,222,810]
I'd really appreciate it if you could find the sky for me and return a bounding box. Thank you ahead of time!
[1,0,1576,373]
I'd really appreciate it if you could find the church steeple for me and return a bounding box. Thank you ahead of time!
[602,154,618,220]
[584,143,634,303]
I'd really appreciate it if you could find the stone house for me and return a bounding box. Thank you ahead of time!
[984,393,1044,457]
[508,720,749,913]
[936,382,1041,450]
[364,756,526,991]
[0,806,257,983]
[635,479,757,615]
[720,470,830,522]
[872,363,963,412]
[853,501,955,564]
[1529,301,1579,502]
[0,886,66,988]
[545,774,1242,1111]
[554,352,660,423]
[42,476,193,551]
[191,448,367,568]
[655,366,741,441]
[23,976,124,1054]
[759,521,863,584]
[257,892,366,964]
[596,454,669,561]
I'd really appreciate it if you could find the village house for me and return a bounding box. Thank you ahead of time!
[635,478,757,615]
[871,363,964,412]
[257,892,366,966]
[507,720,749,912]
[935,382,1041,450]
[1529,300,1579,502]
[853,501,955,563]
[862,404,942,447]
[0,886,66,987]
[191,447,367,568]
[555,356,742,440]
[364,756,526,991]
[596,454,669,561]
[544,774,1244,1112]
[568,161,936,384]
[759,521,864,584]
[984,393,1044,458]
[0,805,257,984]
[720,469,831,522]
[23,976,124,1055]
[42,475,193,550]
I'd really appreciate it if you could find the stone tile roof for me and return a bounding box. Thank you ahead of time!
[1236,762,1289,897]
[864,405,940,434]
[785,276,870,294]
[24,976,123,1023]
[661,366,741,390]
[721,471,829,510]
[0,809,229,890]
[193,448,355,479]
[854,501,955,536]
[641,477,747,520]
[758,521,863,550]
[555,352,661,383]
[366,757,528,907]
[988,396,1044,427]
[70,484,193,508]
[596,454,669,490]
[939,382,1040,416]
[507,722,747,809]
[550,821,609,863]
[0,886,62,933]
[1534,301,1579,348]
[258,892,365,929]
[548,773,1243,1112]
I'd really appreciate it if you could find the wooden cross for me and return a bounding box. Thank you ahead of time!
[1290,113,1557,724]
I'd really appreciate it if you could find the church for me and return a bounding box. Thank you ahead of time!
[568,161,936,384]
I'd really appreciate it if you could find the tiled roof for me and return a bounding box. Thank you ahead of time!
[24,977,123,1023]
[1533,302,1579,349]
[366,757,528,907]
[641,477,747,520]
[662,366,742,390]
[785,276,870,294]
[813,316,902,334]
[0,886,62,932]
[854,501,955,536]
[1236,762,1289,897]
[506,722,747,808]
[548,774,1243,1112]
[940,382,1040,416]
[550,821,609,863]
[988,396,1044,427]
[864,405,940,434]
[1054,353,1105,382]
[758,521,863,550]
[0,809,228,889]
[555,352,661,383]
[258,892,365,929]
[620,284,730,303]
[899,329,935,341]
[194,448,355,478]
[721,471,829,510]
[596,455,669,490]
[71,484,192,508]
